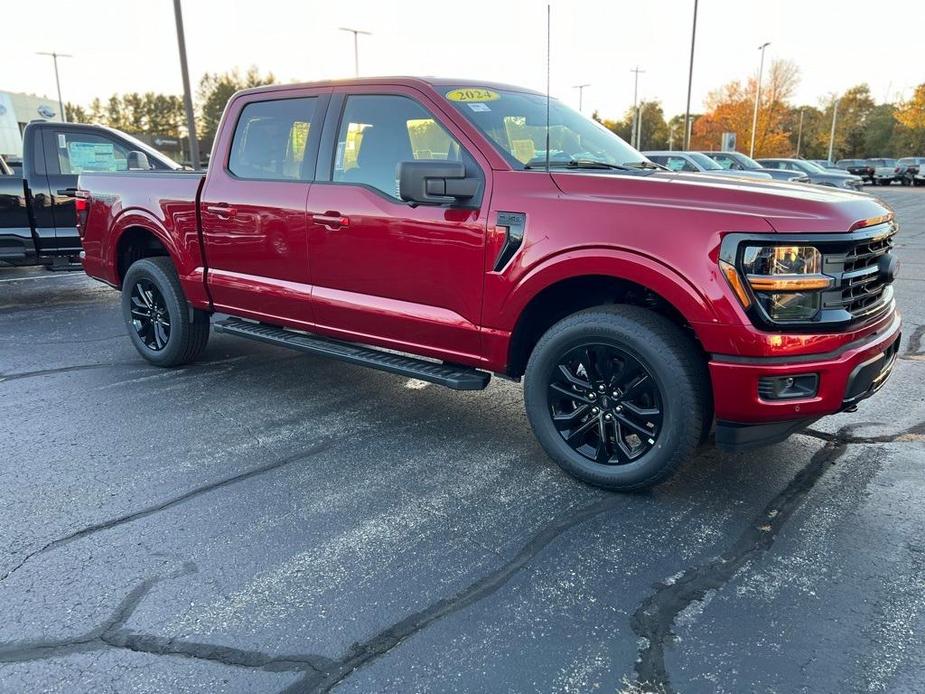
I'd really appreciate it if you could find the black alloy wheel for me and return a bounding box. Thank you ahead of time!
[121,256,210,367]
[130,278,171,351]
[523,305,709,491]
[548,343,662,465]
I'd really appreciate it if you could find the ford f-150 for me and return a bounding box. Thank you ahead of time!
[75,78,901,491]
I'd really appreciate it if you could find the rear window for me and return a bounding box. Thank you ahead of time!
[229,97,317,181]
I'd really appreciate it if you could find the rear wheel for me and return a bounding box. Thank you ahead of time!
[121,257,210,367]
[523,305,708,491]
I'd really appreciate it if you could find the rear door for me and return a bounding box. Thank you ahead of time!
[200,88,330,327]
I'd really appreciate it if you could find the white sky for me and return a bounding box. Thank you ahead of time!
[5,0,924,119]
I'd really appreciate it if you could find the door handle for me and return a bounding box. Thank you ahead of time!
[206,204,237,218]
[312,212,349,230]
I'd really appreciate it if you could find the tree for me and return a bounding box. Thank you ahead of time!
[783,106,825,158]
[817,84,875,160]
[595,100,669,150]
[895,84,925,155]
[197,66,277,142]
[65,102,90,123]
[690,59,799,156]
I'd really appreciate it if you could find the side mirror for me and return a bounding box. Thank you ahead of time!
[127,151,151,171]
[398,161,480,206]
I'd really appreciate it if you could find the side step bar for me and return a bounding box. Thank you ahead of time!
[213,317,491,391]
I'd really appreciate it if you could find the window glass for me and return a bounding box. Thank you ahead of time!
[687,152,723,170]
[333,94,466,199]
[443,87,641,169]
[229,97,317,180]
[712,154,734,169]
[54,132,131,174]
[660,156,695,172]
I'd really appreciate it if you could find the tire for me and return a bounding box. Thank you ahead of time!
[523,305,709,491]
[121,257,210,367]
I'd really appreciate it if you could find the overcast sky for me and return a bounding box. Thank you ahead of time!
[6,0,924,119]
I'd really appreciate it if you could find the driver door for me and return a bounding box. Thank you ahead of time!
[306,88,491,364]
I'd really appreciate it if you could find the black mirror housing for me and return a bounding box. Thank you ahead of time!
[398,161,480,206]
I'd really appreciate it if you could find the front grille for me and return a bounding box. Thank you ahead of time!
[823,224,896,323]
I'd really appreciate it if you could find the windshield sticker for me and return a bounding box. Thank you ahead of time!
[467,102,491,112]
[446,88,500,103]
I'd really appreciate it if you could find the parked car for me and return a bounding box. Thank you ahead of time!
[700,151,810,183]
[643,151,773,180]
[867,158,900,186]
[836,158,874,183]
[810,159,842,171]
[892,158,919,186]
[897,157,925,186]
[756,158,864,191]
[75,77,900,491]
[0,121,180,268]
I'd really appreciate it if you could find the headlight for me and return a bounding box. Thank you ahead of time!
[724,245,832,322]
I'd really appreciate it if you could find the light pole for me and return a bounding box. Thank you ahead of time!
[36,51,71,122]
[683,0,698,149]
[572,83,591,112]
[630,66,644,149]
[636,101,647,149]
[749,41,770,158]
[173,0,200,170]
[795,108,805,157]
[339,27,372,78]
[827,98,839,163]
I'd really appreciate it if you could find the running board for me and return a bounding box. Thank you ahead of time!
[213,317,491,391]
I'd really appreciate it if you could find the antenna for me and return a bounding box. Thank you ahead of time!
[545,4,551,173]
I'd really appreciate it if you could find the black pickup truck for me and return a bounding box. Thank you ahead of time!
[0,121,179,268]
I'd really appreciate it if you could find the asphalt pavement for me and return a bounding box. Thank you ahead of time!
[0,187,923,693]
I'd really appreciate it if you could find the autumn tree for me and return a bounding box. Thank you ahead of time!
[690,59,799,156]
[895,83,925,154]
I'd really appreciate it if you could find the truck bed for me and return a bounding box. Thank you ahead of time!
[79,170,206,297]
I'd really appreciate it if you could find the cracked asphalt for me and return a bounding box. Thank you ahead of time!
[1,187,923,693]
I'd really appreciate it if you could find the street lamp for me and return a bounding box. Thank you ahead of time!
[339,27,372,78]
[827,98,839,163]
[749,41,771,158]
[173,0,201,170]
[36,51,71,122]
[572,83,591,112]
[683,0,698,149]
[630,66,645,149]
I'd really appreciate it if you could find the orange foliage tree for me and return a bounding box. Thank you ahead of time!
[690,60,799,156]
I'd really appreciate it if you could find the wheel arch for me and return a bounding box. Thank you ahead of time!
[502,249,716,378]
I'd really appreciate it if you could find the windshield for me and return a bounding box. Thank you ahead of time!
[870,159,896,167]
[443,87,644,170]
[725,152,763,169]
[799,160,827,173]
[687,152,723,170]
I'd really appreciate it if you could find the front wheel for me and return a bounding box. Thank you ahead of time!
[121,257,210,367]
[523,306,709,491]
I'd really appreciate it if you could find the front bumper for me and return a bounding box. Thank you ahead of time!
[709,312,901,447]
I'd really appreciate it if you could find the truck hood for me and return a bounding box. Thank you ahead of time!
[550,170,891,233]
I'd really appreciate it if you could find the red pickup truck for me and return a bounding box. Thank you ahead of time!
[77,78,901,490]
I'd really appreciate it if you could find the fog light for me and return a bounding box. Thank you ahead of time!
[758,374,819,400]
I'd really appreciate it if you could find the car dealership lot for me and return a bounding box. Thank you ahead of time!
[0,189,923,693]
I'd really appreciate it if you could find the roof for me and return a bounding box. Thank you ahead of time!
[234,76,544,98]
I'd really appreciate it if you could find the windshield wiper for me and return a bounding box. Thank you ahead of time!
[525,158,631,171]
